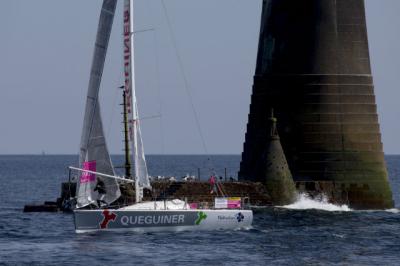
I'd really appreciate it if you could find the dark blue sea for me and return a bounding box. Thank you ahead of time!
[0,155,399,265]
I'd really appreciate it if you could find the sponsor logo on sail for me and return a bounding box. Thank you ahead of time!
[80,161,96,183]
[100,210,117,229]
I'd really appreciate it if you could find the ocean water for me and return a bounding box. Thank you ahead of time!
[0,155,399,265]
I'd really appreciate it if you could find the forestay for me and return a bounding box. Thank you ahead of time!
[77,0,121,208]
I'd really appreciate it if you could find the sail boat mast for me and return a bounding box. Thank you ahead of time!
[122,90,132,178]
[126,0,142,203]
[123,0,136,176]
[130,0,140,184]
[123,0,151,195]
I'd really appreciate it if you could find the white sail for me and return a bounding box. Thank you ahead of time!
[123,0,151,189]
[77,0,121,208]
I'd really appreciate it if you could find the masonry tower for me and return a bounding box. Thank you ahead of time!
[239,0,393,209]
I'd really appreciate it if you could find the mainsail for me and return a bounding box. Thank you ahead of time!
[123,0,151,188]
[76,0,121,208]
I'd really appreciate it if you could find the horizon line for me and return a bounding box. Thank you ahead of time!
[1,153,400,156]
[0,153,243,156]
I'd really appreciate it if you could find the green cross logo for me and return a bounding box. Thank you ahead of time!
[195,211,207,225]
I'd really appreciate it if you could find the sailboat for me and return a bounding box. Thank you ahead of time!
[72,0,253,233]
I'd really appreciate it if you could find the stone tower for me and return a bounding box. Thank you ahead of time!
[259,110,296,205]
[239,0,393,209]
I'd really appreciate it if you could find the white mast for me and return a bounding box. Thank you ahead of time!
[123,0,151,200]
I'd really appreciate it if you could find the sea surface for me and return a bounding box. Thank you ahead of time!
[0,155,399,265]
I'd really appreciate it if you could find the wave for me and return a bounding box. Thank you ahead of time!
[359,208,400,213]
[384,208,399,214]
[280,193,352,212]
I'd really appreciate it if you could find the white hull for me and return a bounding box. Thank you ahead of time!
[74,208,253,233]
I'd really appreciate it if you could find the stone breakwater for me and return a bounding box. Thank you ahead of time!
[24,180,384,212]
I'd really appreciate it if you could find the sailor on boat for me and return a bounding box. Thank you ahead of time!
[94,178,107,207]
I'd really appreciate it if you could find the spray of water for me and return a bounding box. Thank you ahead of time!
[281,193,352,212]
[385,208,399,214]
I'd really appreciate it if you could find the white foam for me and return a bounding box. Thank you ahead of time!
[280,193,352,212]
[385,208,400,214]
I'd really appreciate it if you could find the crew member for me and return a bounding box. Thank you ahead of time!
[94,178,107,207]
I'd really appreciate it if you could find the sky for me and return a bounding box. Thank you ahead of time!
[0,0,400,155]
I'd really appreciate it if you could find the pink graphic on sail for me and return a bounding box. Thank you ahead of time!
[80,161,96,183]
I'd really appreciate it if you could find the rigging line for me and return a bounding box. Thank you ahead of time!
[132,28,155,34]
[161,0,217,177]
[152,28,167,175]
[160,0,209,156]
[137,114,162,121]
[144,0,166,176]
